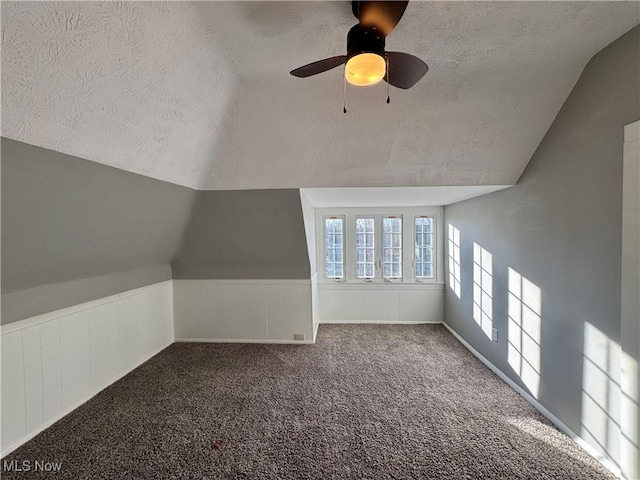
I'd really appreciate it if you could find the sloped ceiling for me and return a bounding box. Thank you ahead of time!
[2,1,638,190]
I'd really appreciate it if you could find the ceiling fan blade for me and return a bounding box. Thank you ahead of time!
[290,56,347,78]
[357,1,409,37]
[385,51,428,89]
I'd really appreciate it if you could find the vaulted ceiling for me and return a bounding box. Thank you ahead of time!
[2,1,638,190]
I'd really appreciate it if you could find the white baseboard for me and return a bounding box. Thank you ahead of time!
[175,338,314,345]
[319,320,442,325]
[0,342,170,458]
[442,322,622,478]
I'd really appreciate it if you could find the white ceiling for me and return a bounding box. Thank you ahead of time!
[301,185,511,207]
[2,2,638,191]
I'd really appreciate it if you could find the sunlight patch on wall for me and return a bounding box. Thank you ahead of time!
[582,322,621,470]
[472,243,493,339]
[448,224,461,298]
[582,322,639,478]
[507,268,541,398]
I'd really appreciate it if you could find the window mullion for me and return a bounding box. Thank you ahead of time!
[376,215,382,281]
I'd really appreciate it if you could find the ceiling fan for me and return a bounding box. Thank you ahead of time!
[290,1,428,90]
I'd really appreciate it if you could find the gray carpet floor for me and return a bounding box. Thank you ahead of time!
[3,324,614,479]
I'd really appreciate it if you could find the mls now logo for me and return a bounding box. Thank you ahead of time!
[3,460,63,472]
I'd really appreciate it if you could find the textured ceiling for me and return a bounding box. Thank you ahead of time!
[2,1,638,190]
[301,186,512,207]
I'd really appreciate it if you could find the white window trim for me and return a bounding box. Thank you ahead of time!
[316,206,444,285]
[322,215,346,281]
[354,214,379,281]
[413,214,436,282]
[353,214,403,282]
[381,214,403,281]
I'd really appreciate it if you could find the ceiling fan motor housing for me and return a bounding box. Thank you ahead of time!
[347,24,385,60]
[290,2,428,90]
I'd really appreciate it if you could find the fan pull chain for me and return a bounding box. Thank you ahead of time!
[343,67,347,114]
[386,57,390,104]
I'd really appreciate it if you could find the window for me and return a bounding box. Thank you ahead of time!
[448,224,461,297]
[355,217,376,279]
[383,216,402,279]
[319,209,439,284]
[473,243,493,339]
[414,216,434,279]
[355,215,402,280]
[324,216,344,279]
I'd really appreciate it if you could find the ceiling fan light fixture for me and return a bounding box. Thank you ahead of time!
[345,53,385,86]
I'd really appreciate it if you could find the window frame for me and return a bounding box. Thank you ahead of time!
[354,215,378,280]
[382,215,403,281]
[317,207,442,285]
[353,214,403,282]
[322,215,346,281]
[413,215,436,281]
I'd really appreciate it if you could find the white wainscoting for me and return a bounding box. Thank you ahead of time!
[0,281,173,458]
[318,283,444,324]
[173,280,314,344]
[311,273,320,342]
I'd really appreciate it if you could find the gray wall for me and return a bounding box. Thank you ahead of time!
[1,138,197,323]
[443,24,639,437]
[2,139,311,323]
[171,189,310,279]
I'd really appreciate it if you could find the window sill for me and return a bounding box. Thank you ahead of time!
[317,282,445,290]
